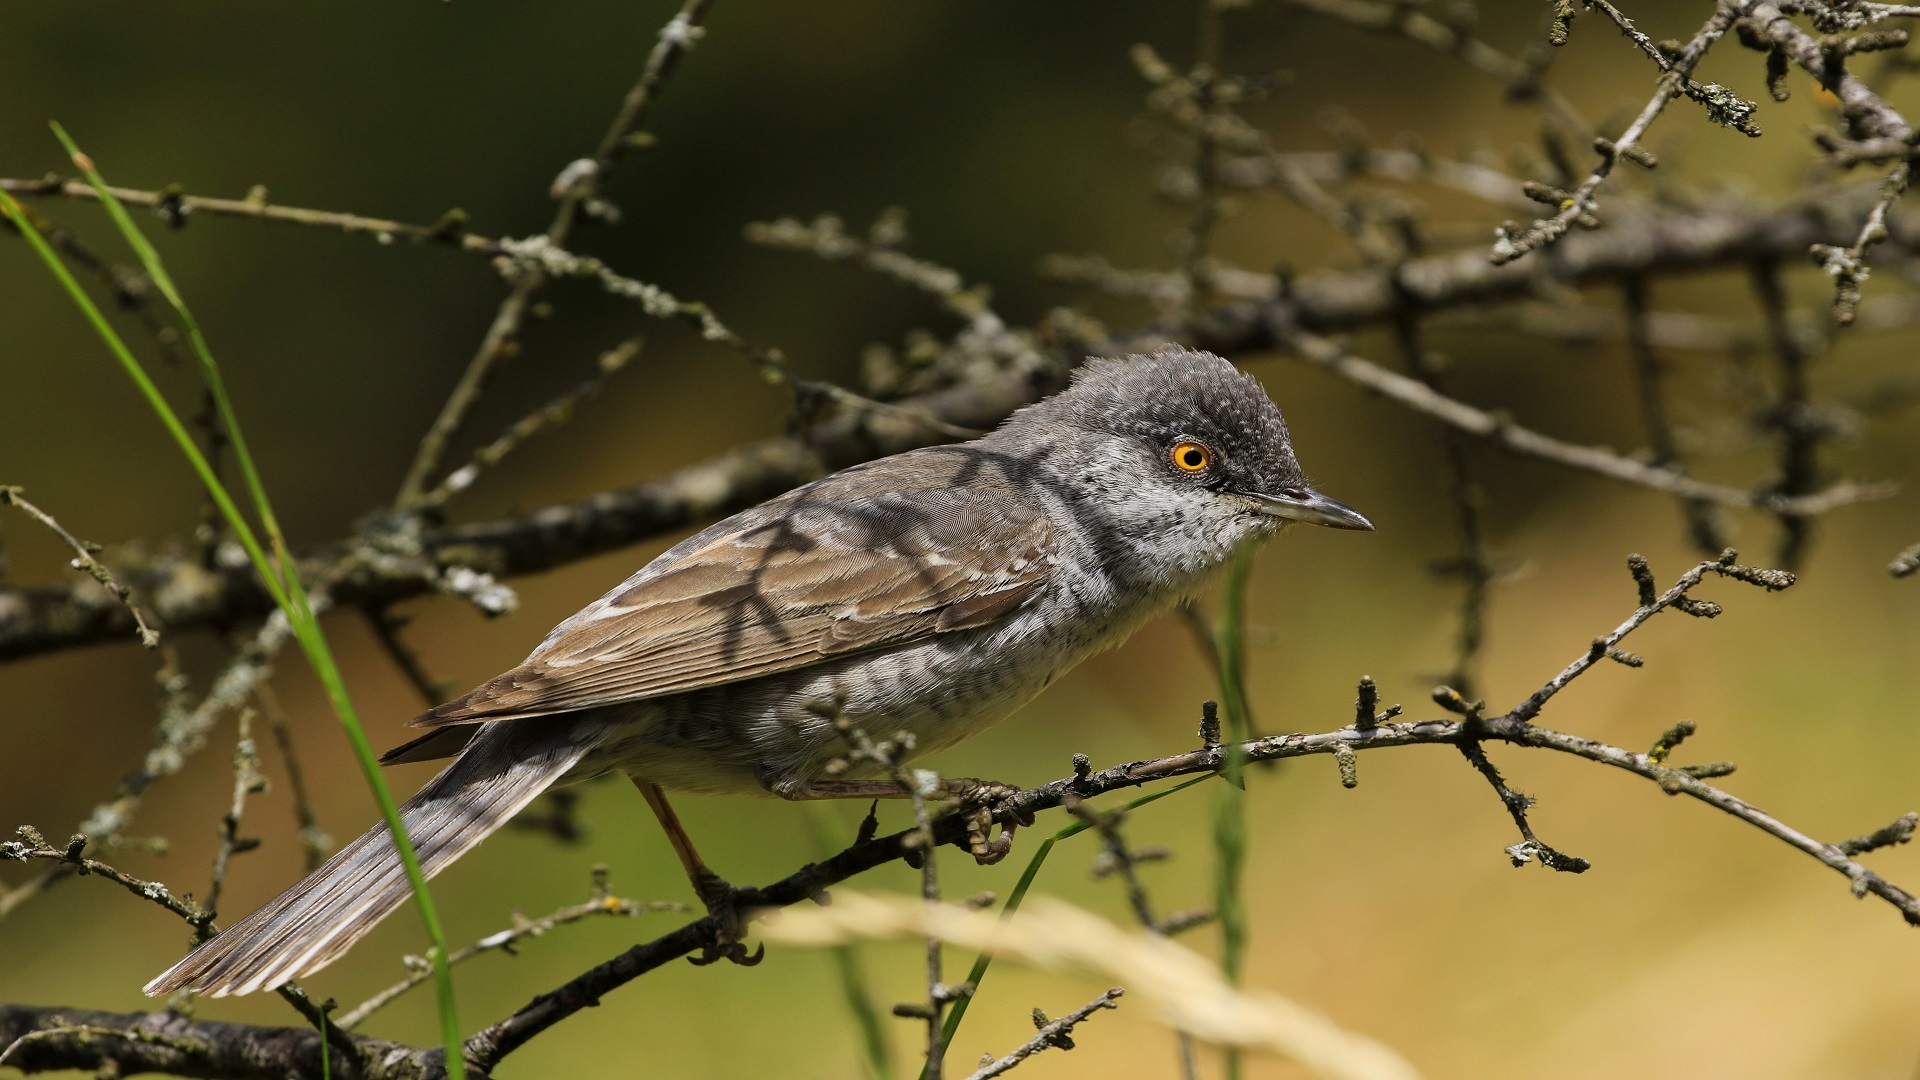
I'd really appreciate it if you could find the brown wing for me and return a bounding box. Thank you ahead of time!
[415,477,1054,726]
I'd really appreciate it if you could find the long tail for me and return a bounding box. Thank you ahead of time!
[145,721,592,998]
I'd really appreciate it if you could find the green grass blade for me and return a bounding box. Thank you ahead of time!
[49,123,296,576]
[0,190,285,613]
[7,134,467,1079]
[926,773,1213,1078]
[809,807,895,1080]
[1210,544,1257,1080]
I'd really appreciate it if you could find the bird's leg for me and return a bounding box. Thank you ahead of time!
[628,775,764,967]
[771,777,1032,866]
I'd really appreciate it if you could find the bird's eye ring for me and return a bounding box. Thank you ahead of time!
[1168,439,1214,475]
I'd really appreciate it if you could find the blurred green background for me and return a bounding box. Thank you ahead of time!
[3,2,1918,1078]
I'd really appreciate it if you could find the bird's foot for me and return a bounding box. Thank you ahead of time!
[688,867,764,967]
[935,777,1033,866]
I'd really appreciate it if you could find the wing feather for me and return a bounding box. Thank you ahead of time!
[415,472,1054,726]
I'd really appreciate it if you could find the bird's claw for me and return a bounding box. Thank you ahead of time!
[688,868,764,967]
[936,777,1030,866]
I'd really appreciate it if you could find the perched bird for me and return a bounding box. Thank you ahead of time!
[146,346,1371,996]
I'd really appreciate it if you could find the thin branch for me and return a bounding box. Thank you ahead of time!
[415,336,645,511]
[0,486,158,647]
[1492,4,1756,265]
[393,0,715,508]
[1453,738,1591,873]
[1269,323,1893,516]
[1621,277,1726,552]
[489,234,983,441]
[2,826,213,932]
[827,715,951,1080]
[335,866,685,1030]
[202,709,266,933]
[1064,795,1203,1078]
[1750,260,1824,569]
[254,682,331,873]
[0,175,486,252]
[1392,318,1494,696]
[961,989,1124,1080]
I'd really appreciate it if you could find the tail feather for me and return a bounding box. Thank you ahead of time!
[145,722,591,998]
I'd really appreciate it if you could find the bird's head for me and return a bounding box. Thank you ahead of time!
[1004,347,1372,556]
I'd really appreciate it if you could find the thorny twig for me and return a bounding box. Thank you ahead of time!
[1737,1,1918,316]
[0,175,485,252]
[0,486,158,647]
[961,988,1124,1080]
[0,608,302,922]
[3,826,214,933]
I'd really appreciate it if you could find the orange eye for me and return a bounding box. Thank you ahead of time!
[1169,440,1213,474]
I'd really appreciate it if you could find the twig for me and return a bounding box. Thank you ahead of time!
[2,827,212,932]
[0,175,486,252]
[1270,323,1893,517]
[491,235,983,441]
[362,603,452,707]
[1739,1,1918,317]
[1621,277,1726,552]
[1392,319,1494,696]
[1492,4,1755,265]
[1750,261,1824,569]
[393,0,716,508]
[828,715,952,1080]
[0,486,158,647]
[1453,737,1591,873]
[1813,162,1910,324]
[1511,550,1793,722]
[961,988,1123,1080]
[1064,796,1202,1078]
[201,709,266,934]
[806,804,895,1080]
[416,336,645,511]
[254,682,331,873]
[335,866,685,1030]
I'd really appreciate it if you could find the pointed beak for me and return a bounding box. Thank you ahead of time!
[1243,487,1375,531]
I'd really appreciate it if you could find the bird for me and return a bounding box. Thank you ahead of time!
[145,345,1372,996]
